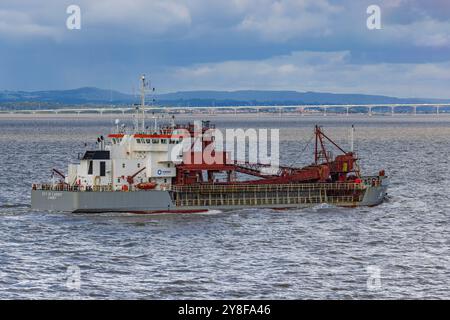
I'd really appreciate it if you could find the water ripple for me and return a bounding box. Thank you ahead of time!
[0,116,449,299]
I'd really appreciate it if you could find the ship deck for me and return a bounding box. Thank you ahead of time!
[170,182,367,207]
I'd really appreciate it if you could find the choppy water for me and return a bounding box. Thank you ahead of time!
[0,115,449,299]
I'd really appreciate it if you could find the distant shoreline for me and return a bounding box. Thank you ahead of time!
[1,112,450,122]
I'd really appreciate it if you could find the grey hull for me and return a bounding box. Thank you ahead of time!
[31,183,388,213]
[31,189,175,213]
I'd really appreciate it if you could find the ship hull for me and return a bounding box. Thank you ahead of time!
[31,182,388,213]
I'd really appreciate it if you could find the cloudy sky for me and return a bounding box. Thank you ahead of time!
[0,0,449,98]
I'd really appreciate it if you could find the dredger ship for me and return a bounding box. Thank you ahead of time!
[31,76,389,214]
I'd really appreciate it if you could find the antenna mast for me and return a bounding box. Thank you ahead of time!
[350,125,355,152]
[140,74,148,132]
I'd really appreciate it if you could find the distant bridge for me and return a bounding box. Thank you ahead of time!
[1,103,450,116]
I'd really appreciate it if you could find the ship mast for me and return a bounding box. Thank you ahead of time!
[350,124,355,152]
[135,74,157,132]
[139,74,147,132]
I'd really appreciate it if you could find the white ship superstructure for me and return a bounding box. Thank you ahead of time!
[67,75,186,193]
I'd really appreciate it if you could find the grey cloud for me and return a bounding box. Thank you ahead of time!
[158,51,450,98]
[0,0,449,96]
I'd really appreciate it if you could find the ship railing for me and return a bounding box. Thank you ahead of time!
[361,176,384,187]
[170,182,366,194]
[32,184,113,192]
[174,195,360,207]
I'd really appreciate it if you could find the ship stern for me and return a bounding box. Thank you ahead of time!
[31,189,79,212]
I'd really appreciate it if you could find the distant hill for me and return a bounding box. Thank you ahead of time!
[0,87,132,104]
[157,90,450,106]
[1,87,449,108]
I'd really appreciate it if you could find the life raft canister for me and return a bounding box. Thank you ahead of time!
[136,182,157,190]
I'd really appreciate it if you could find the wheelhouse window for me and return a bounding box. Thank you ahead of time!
[100,161,106,177]
[88,161,93,175]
